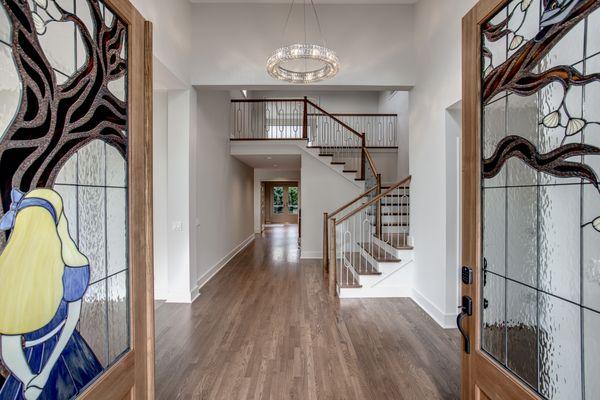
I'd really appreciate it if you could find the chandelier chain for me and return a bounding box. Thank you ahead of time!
[282,0,296,42]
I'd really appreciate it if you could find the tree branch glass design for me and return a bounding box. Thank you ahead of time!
[0,0,129,398]
[481,0,600,399]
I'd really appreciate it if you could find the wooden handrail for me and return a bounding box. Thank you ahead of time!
[336,175,412,225]
[230,98,305,103]
[328,186,378,219]
[363,147,379,178]
[305,99,364,141]
[308,113,398,117]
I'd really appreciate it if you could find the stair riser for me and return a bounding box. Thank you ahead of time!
[379,205,409,213]
[378,215,409,224]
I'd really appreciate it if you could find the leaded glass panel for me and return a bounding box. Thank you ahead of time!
[481,1,600,398]
[0,0,130,398]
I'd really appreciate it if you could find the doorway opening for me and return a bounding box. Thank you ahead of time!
[263,181,300,226]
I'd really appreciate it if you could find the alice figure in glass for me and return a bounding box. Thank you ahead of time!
[0,188,102,400]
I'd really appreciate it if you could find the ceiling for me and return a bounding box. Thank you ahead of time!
[233,154,301,170]
[191,0,417,4]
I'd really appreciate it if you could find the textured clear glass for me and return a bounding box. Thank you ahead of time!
[78,186,106,282]
[0,34,20,141]
[588,8,600,56]
[583,184,600,313]
[539,18,585,73]
[483,188,506,275]
[54,184,79,244]
[55,152,78,185]
[538,184,581,303]
[507,187,538,287]
[538,82,583,185]
[78,139,106,186]
[538,293,582,400]
[37,19,76,83]
[506,281,538,390]
[481,272,506,363]
[483,98,507,187]
[584,55,600,178]
[507,93,538,187]
[107,76,126,102]
[482,7,507,76]
[584,309,600,400]
[507,0,540,45]
[107,271,129,363]
[0,1,9,42]
[106,144,127,187]
[107,188,127,275]
[80,281,108,367]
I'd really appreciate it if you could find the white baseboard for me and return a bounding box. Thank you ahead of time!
[166,286,198,304]
[339,285,412,298]
[411,288,457,329]
[300,250,322,259]
[196,233,256,291]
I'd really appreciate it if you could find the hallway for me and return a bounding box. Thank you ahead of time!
[155,225,460,400]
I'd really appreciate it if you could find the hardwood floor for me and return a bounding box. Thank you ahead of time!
[155,225,460,400]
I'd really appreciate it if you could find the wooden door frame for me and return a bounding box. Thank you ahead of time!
[461,1,540,399]
[76,1,155,399]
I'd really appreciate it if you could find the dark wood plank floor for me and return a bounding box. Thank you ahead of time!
[155,225,460,400]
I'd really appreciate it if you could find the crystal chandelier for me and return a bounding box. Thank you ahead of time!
[267,0,340,84]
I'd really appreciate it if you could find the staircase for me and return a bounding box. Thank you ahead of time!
[324,176,413,298]
[230,97,411,298]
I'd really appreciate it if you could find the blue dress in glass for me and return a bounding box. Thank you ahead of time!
[0,189,103,400]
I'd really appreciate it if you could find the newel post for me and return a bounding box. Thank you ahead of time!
[376,173,382,237]
[302,96,308,139]
[323,212,329,274]
[329,218,337,296]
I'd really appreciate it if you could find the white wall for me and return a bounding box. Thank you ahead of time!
[409,0,476,327]
[191,3,415,87]
[195,89,255,290]
[301,153,362,258]
[130,0,191,85]
[153,90,169,299]
[253,169,301,233]
[379,91,410,179]
[166,89,197,303]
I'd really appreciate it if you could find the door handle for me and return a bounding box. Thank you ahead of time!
[457,296,472,354]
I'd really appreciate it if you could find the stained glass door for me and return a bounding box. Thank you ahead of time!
[0,0,153,399]
[462,0,600,399]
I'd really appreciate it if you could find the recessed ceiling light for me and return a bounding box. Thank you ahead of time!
[273,164,278,167]
[267,156,272,160]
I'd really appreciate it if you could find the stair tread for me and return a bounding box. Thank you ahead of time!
[371,222,409,227]
[345,252,381,275]
[330,161,345,165]
[375,233,414,250]
[343,169,358,173]
[367,211,409,216]
[319,153,334,157]
[359,242,401,262]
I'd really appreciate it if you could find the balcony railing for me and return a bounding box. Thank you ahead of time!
[230,98,398,147]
